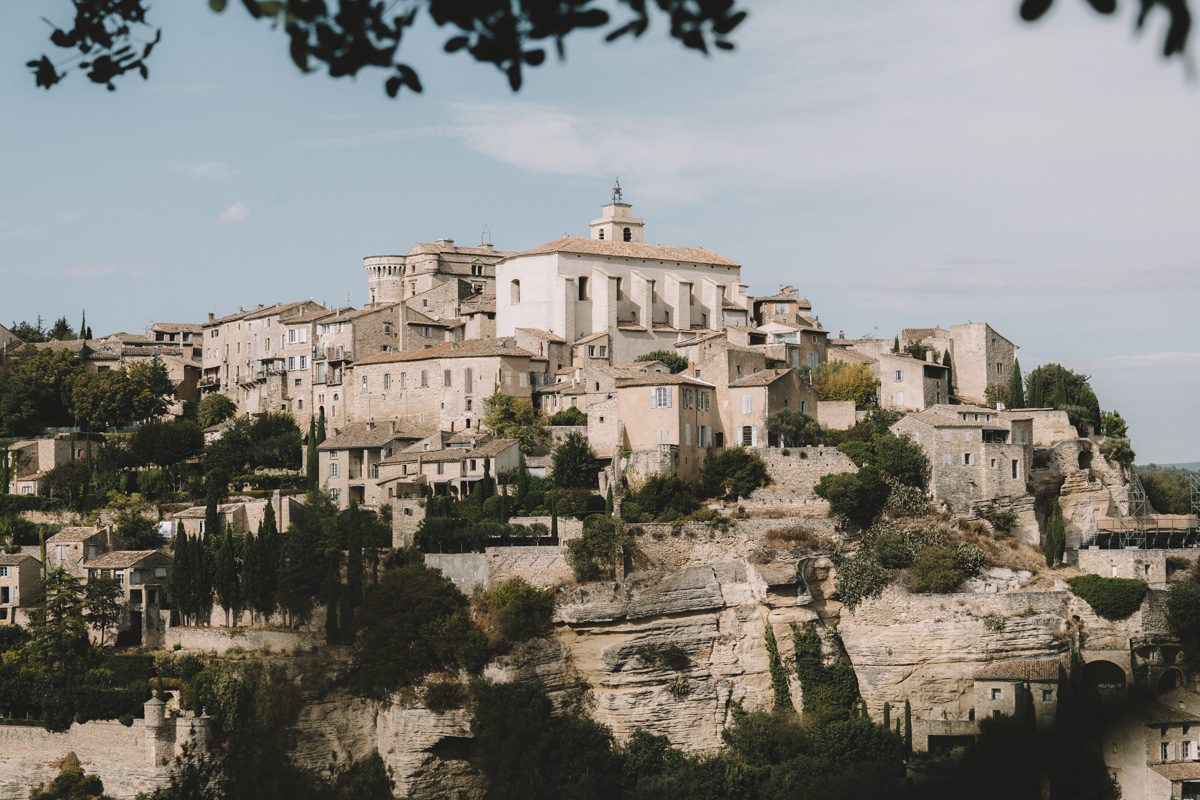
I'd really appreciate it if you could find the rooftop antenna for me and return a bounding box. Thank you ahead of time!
[612,177,623,204]
[481,225,492,246]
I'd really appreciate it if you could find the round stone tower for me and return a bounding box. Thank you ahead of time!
[363,254,406,307]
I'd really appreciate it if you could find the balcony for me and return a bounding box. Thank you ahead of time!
[315,345,352,363]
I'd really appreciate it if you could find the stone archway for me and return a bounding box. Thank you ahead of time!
[1158,667,1185,695]
[1084,659,1127,699]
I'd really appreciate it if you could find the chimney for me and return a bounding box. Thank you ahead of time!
[926,350,934,363]
[367,420,375,430]
[207,312,214,323]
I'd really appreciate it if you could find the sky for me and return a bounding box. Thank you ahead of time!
[1,1,1198,463]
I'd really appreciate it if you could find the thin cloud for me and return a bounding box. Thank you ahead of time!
[216,201,251,224]
[174,161,236,179]
[1094,352,1200,369]
[287,126,461,151]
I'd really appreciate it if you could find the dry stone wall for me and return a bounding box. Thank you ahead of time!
[743,447,857,513]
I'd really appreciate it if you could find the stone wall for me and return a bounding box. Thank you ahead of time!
[1002,409,1077,446]
[424,517,583,592]
[1076,548,1200,589]
[164,625,319,654]
[743,446,857,512]
[816,400,855,430]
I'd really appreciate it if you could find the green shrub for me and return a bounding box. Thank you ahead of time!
[699,448,771,500]
[1167,581,1200,659]
[566,515,632,582]
[1067,574,1148,620]
[626,474,698,521]
[909,545,968,593]
[815,467,890,529]
[547,407,587,426]
[424,679,468,712]
[119,713,134,726]
[834,552,892,609]
[666,677,691,698]
[982,508,1019,535]
[476,577,554,649]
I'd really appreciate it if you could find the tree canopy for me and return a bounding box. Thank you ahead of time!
[634,350,689,373]
[483,392,550,455]
[812,362,878,409]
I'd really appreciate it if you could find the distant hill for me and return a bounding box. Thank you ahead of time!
[1137,462,1199,471]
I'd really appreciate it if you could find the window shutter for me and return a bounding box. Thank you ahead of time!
[650,388,656,409]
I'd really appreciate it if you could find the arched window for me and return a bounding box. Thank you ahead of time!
[623,227,632,242]
[510,279,521,305]
[598,229,605,240]
[578,276,589,301]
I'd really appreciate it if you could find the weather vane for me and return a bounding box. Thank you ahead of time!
[612,177,622,204]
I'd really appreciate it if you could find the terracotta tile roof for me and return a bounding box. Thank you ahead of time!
[405,308,455,327]
[244,300,323,321]
[616,323,648,331]
[288,306,353,324]
[1144,703,1200,725]
[353,337,533,366]
[515,328,566,343]
[85,550,163,569]
[897,411,985,429]
[616,373,713,389]
[572,332,608,346]
[381,438,518,465]
[827,348,877,365]
[516,236,739,268]
[974,658,1064,681]
[319,422,426,451]
[1150,762,1200,781]
[754,293,813,305]
[730,369,792,388]
[902,327,949,341]
[0,553,37,566]
[150,322,203,333]
[47,526,108,544]
[403,242,515,258]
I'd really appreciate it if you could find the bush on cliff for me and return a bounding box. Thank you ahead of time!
[700,447,771,501]
[476,577,555,650]
[567,515,634,582]
[1066,574,1148,620]
[815,466,890,529]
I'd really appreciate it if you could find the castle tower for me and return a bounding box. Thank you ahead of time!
[589,179,645,243]
[363,255,407,307]
[143,695,174,767]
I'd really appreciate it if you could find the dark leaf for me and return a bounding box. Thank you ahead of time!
[1019,0,1055,21]
[1083,0,1117,13]
[385,75,402,98]
[524,48,546,66]
[444,35,469,53]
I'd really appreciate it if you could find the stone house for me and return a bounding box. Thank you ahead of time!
[347,338,535,434]
[45,525,120,577]
[172,494,302,537]
[512,328,571,379]
[5,434,101,495]
[901,323,1018,405]
[615,373,717,482]
[0,321,23,353]
[890,405,1031,513]
[199,299,326,413]
[1000,408,1078,446]
[495,191,751,365]
[376,437,520,499]
[876,351,950,412]
[84,550,170,646]
[173,502,252,537]
[317,421,427,508]
[726,369,818,448]
[539,361,670,417]
[364,239,511,307]
[0,553,41,626]
[1106,689,1200,800]
[972,658,1063,730]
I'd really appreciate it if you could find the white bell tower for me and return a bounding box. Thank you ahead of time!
[589,179,645,243]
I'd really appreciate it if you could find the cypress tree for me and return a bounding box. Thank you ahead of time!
[170,521,194,624]
[904,699,912,755]
[605,485,614,515]
[941,351,953,395]
[550,499,559,539]
[1044,500,1066,568]
[340,510,364,640]
[892,336,900,353]
[253,503,280,622]
[240,531,258,625]
[316,407,327,444]
[0,447,9,496]
[214,524,242,626]
[515,451,530,511]
[481,457,493,499]
[1009,359,1026,408]
[883,701,891,731]
[306,419,319,491]
[1053,365,1068,409]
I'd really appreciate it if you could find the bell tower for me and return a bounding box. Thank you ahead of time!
[589,179,645,243]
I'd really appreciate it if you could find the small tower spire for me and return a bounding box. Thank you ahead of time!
[611,177,623,204]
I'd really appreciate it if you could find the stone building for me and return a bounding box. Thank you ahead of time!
[347,338,535,434]
[0,321,23,353]
[376,436,520,499]
[725,369,818,448]
[972,658,1063,730]
[901,322,1018,405]
[615,373,717,482]
[539,361,670,417]
[199,299,326,413]
[495,189,750,364]
[45,525,120,577]
[364,239,511,307]
[84,550,170,646]
[5,434,101,495]
[890,404,1031,513]
[172,494,303,537]
[875,351,951,412]
[317,421,427,508]
[1106,688,1200,800]
[0,553,41,626]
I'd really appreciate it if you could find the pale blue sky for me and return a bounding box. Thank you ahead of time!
[2,1,1198,462]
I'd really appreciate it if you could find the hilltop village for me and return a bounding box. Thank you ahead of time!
[0,187,1198,800]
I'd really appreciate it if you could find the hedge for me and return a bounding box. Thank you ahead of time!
[1066,574,1148,620]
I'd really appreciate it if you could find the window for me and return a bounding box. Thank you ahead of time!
[896,391,904,406]
[943,453,953,466]
[656,428,668,444]
[598,229,604,239]
[400,371,407,389]
[990,688,1002,700]
[331,450,339,459]
[964,453,975,466]
[420,370,429,388]
[894,370,903,382]
[510,279,521,304]
[287,356,297,370]
[992,710,1002,719]
[698,391,709,411]
[742,426,753,446]
[329,488,340,502]
[699,426,711,447]
[361,375,368,391]
[300,355,308,369]
[1163,742,1170,763]
[653,387,672,408]
[1185,741,1192,760]
[469,459,477,471]
[808,351,818,369]
[383,374,391,390]
[519,372,528,388]
[742,394,752,414]
[370,464,379,479]
[990,458,998,468]
[578,276,589,300]
[288,329,297,343]
[464,368,473,394]
[443,369,452,387]
[623,226,632,242]
[799,400,807,414]
[0,567,8,578]
[683,388,693,409]
[942,431,951,442]
[1042,689,1053,702]
[685,423,692,446]
[329,463,340,478]
[436,462,444,475]
[1012,460,1019,479]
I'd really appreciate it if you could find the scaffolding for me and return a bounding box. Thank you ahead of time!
[1081,471,1200,550]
